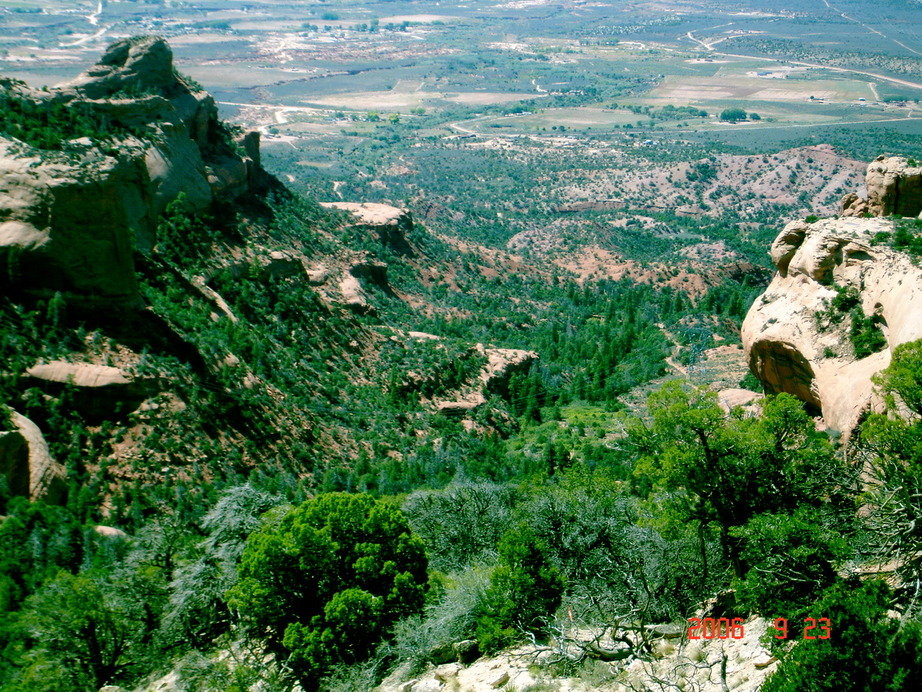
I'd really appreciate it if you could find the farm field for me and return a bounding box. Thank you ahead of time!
[2,0,921,263]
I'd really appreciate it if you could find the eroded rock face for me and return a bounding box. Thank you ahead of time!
[742,216,922,434]
[479,346,539,393]
[425,339,537,418]
[0,36,267,302]
[842,155,922,218]
[0,411,65,501]
[0,139,148,299]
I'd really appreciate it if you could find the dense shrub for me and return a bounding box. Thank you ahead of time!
[731,510,847,617]
[719,107,748,122]
[227,493,428,689]
[763,580,922,692]
[475,524,564,653]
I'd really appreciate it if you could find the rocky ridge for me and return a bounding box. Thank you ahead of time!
[841,155,922,218]
[0,36,268,303]
[0,37,526,505]
[743,155,922,434]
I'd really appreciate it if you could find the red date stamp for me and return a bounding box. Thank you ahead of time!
[687,617,832,640]
[687,617,746,639]
[771,617,831,640]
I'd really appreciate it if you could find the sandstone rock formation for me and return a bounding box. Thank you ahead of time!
[716,388,763,415]
[321,202,415,256]
[742,215,922,434]
[841,155,922,218]
[0,36,267,302]
[479,345,538,393]
[23,360,162,421]
[0,410,65,501]
[435,345,538,416]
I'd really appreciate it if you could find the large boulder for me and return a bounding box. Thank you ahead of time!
[742,216,922,434]
[842,155,922,218]
[22,361,162,421]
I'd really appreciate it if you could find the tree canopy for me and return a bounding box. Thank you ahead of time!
[227,493,428,688]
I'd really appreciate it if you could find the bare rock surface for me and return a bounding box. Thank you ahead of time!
[0,36,267,301]
[322,202,416,255]
[479,345,538,392]
[25,361,134,388]
[865,156,922,217]
[742,215,922,434]
[23,360,162,421]
[378,617,777,691]
[0,411,66,501]
[842,155,922,218]
[717,388,764,415]
[338,273,373,314]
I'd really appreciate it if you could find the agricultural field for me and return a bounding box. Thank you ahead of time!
[2,0,921,266]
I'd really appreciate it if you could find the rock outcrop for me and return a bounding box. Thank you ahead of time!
[0,36,268,302]
[22,360,162,421]
[841,155,922,218]
[479,346,538,393]
[0,410,65,501]
[435,345,538,416]
[321,202,416,256]
[742,215,922,434]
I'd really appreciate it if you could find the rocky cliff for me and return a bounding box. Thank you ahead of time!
[743,156,922,434]
[0,36,267,304]
[841,155,922,218]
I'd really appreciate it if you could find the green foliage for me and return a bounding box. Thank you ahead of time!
[731,510,847,617]
[628,385,853,576]
[763,580,922,692]
[380,338,486,401]
[0,498,84,611]
[719,107,748,123]
[13,570,142,691]
[160,484,282,649]
[0,87,143,149]
[829,284,859,318]
[227,493,427,688]
[814,284,886,357]
[862,340,922,596]
[403,483,516,571]
[849,309,887,358]
[475,525,564,653]
[892,218,922,256]
[155,193,223,267]
[516,469,720,623]
[875,340,922,415]
[870,219,922,259]
[738,370,763,391]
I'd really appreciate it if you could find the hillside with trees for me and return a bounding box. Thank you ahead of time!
[1,36,922,692]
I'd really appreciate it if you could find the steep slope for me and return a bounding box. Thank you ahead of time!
[0,37,524,514]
